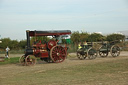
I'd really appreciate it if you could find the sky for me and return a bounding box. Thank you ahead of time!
[0,0,128,40]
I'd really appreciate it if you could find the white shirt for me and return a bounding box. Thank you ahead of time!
[6,47,10,52]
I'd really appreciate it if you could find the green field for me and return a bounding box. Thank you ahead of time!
[0,57,19,65]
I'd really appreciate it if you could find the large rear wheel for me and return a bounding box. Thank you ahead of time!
[50,46,66,63]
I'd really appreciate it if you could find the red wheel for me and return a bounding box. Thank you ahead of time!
[19,55,26,66]
[25,55,36,66]
[50,46,66,63]
[47,40,57,49]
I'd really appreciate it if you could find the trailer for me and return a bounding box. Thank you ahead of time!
[99,41,120,57]
[77,42,97,60]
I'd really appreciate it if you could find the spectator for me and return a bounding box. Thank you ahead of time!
[5,46,10,58]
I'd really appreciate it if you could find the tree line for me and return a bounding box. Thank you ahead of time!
[0,31,125,50]
[71,31,125,44]
[0,38,27,50]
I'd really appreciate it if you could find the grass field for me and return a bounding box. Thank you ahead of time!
[0,57,19,65]
[0,52,128,85]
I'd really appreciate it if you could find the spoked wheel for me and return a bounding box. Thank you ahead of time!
[50,46,66,63]
[87,48,97,59]
[19,55,26,66]
[110,45,120,57]
[25,55,36,66]
[99,51,108,57]
[77,52,86,60]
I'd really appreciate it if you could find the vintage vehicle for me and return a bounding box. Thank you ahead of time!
[77,42,97,60]
[19,30,71,65]
[99,41,120,57]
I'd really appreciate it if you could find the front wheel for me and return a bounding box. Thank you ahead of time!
[25,55,36,66]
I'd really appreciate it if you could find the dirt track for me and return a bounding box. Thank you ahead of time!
[0,51,128,75]
[0,51,128,85]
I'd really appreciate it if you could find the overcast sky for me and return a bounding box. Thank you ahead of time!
[0,0,128,40]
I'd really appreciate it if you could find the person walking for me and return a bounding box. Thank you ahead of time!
[5,46,10,58]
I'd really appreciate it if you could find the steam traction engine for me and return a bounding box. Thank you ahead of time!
[19,30,71,65]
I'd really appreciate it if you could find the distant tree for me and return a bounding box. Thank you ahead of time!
[80,32,89,42]
[70,31,80,44]
[106,34,125,42]
[19,40,27,49]
[10,40,19,49]
[0,38,11,49]
[0,38,27,50]
[87,33,104,42]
